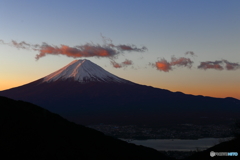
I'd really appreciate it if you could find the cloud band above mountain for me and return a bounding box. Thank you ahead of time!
[0,39,147,60]
[1,38,239,72]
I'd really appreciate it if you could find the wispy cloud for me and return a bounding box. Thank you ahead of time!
[110,59,133,68]
[101,34,147,52]
[0,40,6,44]
[198,61,224,70]
[223,60,240,70]
[112,44,147,52]
[110,60,122,68]
[185,51,195,56]
[198,60,240,71]
[170,56,193,68]
[122,59,133,65]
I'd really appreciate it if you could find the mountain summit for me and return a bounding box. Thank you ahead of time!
[43,59,129,83]
[0,59,239,126]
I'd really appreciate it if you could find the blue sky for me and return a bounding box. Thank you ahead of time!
[1,0,240,99]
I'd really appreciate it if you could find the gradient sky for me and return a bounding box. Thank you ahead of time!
[1,0,240,99]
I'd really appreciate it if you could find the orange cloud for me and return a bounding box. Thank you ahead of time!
[156,61,171,72]
[110,60,122,68]
[122,59,132,65]
[152,59,172,72]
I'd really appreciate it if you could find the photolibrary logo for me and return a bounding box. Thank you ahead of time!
[210,151,238,157]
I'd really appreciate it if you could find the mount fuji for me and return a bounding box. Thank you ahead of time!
[42,59,131,83]
[1,59,240,126]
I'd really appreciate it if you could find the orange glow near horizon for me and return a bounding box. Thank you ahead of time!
[152,83,240,100]
[1,81,24,91]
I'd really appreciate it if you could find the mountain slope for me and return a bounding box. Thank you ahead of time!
[0,96,173,160]
[0,59,240,126]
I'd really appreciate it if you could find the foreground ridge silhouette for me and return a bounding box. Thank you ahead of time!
[0,96,173,160]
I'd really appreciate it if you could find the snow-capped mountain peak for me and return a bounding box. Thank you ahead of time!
[42,59,129,83]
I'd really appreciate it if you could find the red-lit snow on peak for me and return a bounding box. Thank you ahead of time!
[42,59,129,83]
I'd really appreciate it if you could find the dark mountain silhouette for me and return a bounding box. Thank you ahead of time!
[0,96,173,160]
[0,59,239,126]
